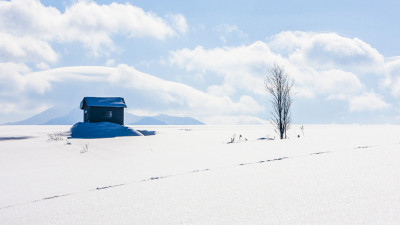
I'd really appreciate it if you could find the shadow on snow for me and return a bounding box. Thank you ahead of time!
[69,122,155,139]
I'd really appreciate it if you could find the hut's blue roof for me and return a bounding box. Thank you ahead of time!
[80,97,127,109]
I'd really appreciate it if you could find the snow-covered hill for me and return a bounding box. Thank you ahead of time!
[0,125,399,224]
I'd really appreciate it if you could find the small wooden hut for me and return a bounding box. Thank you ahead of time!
[80,97,127,125]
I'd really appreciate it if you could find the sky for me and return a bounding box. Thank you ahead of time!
[0,0,400,124]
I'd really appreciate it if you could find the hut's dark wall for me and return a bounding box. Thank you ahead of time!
[83,106,124,125]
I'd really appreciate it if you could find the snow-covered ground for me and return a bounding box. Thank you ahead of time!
[0,125,399,224]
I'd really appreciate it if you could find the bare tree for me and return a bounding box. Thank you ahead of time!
[265,63,293,139]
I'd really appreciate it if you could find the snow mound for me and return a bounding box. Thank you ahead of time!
[69,122,153,139]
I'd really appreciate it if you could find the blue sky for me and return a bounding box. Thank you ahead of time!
[1,0,400,124]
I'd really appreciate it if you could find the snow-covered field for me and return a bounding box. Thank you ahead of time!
[0,125,399,225]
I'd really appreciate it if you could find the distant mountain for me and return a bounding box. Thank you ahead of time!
[152,114,204,125]
[4,107,69,125]
[126,114,204,125]
[44,107,82,125]
[4,107,204,125]
[131,117,167,125]
[124,113,143,124]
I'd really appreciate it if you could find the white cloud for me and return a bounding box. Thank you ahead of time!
[169,41,278,96]
[270,31,385,75]
[0,62,30,95]
[0,100,49,118]
[0,33,58,63]
[314,70,363,95]
[268,31,310,55]
[35,62,50,70]
[207,84,236,97]
[0,63,113,97]
[105,59,116,67]
[0,0,187,58]
[214,24,248,43]
[383,57,400,96]
[349,92,391,112]
[169,41,274,73]
[0,62,55,120]
[167,14,188,34]
[0,102,18,114]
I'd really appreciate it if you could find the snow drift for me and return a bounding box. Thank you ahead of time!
[69,122,155,138]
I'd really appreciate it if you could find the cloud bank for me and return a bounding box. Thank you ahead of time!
[0,0,187,58]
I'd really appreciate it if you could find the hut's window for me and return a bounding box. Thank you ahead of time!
[102,110,112,118]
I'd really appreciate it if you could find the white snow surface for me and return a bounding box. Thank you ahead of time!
[0,125,399,224]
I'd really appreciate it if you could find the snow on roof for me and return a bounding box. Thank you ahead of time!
[80,97,127,109]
